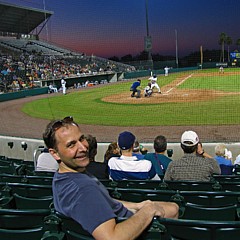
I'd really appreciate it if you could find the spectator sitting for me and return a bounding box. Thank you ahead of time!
[214,144,233,166]
[48,83,58,93]
[144,135,172,178]
[85,134,109,180]
[36,148,59,172]
[214,143,233,175]
[132,140,145,160]
[108,131,160,180]
[43,117,179,239]
[164,130,221,181]
[103,142,121,164]
[234,154,240,165]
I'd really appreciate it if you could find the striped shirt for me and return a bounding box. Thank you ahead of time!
[108,155,159,180]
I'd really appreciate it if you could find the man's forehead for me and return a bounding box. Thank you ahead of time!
[55,124,81,139]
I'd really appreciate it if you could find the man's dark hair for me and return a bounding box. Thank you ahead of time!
[181,143,198,153]
[43,117,78,150]
[154,135,167,153]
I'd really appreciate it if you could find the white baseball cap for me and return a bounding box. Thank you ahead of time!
[181,131,199,146]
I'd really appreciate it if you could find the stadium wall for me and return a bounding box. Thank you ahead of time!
[0,87,49,102]
[123,66,198,79]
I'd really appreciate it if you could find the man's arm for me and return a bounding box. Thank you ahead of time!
[118,200,178,219]
[92,200,164,240]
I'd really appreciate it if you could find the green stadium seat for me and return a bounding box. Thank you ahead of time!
[55,212,166,240]
[0,208,50,229]
[26,175,53,185]
[0,227,45,240]
[0,173,26,183]
[0,164,16,174]
[107,187,177,202]
[179,190,240,207]
[164,180,222,191]
[212,174,240,183]
[181,202,239,221]
[0,182,52,198]
[13,193,53,210]
[158,218,240,240]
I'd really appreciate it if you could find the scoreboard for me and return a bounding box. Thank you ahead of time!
[230,52,240,59]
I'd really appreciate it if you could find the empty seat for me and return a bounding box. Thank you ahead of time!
[0,208,50,229]
[107,187,176,202]
[165,180,222,191]
[13,193,53,209]
[0,227,45,240]
[181,202,239,221]
[158,217,240,240]
[0,183,52,198]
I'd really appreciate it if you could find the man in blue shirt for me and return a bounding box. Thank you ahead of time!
[144,135,172,179]
[43,117,179,240]
[130,79,141,98]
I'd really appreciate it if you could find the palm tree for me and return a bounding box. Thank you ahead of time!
[236,39,240,51]
[226,36,232,62]
[219,32,227,62]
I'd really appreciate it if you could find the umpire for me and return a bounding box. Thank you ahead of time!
[130,79,141,98]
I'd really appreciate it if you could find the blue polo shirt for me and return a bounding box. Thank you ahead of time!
[131,81,140,90]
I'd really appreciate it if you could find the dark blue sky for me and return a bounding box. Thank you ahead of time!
[4,0,240,58]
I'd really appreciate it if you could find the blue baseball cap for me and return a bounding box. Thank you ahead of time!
[118,131,136,150]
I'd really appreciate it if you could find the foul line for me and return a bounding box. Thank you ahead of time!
[165,74,193,94]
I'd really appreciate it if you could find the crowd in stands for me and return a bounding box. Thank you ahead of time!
[36,126,240,181]
[0,46,135,93]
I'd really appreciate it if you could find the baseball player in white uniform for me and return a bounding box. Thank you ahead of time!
[148,74,161,94]
[61,77,66,95]
[164,66,170,76]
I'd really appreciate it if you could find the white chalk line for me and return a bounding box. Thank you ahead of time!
[165,74,193,94]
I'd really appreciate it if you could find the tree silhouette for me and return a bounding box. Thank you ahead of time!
[218,32,227,62]
[226,36,232,62]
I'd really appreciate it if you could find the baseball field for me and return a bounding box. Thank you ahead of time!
[22,68,240,128]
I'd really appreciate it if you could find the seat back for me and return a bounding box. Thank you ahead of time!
[13,193,53,209]
[165,180,221,191]
[56,212,166,240]
[56,212,94,240]
[158,218,240,240]
[182,202,238,221]
[0,182,52,197]
[180,190,240,207]
[0,227,45,240]
[107,187,176,202]
[26,175,53,185]
[220,164,234,175]
[0,208,50,229]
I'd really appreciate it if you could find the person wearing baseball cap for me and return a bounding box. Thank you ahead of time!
[108,131,160,180]
[164,130,220,181]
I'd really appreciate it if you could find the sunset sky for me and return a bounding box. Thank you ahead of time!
[4,0,240,58]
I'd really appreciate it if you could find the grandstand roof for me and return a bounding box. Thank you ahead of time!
[0,2,53,34]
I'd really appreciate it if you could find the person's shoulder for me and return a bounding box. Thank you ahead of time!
[159,154,172,162]
[144,152,154,159]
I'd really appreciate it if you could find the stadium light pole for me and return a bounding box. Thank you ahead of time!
[145,0,152,62]
[175,29,179,68]
[43,0,49,41]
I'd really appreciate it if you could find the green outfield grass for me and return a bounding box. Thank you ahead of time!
[22,69,240,126]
